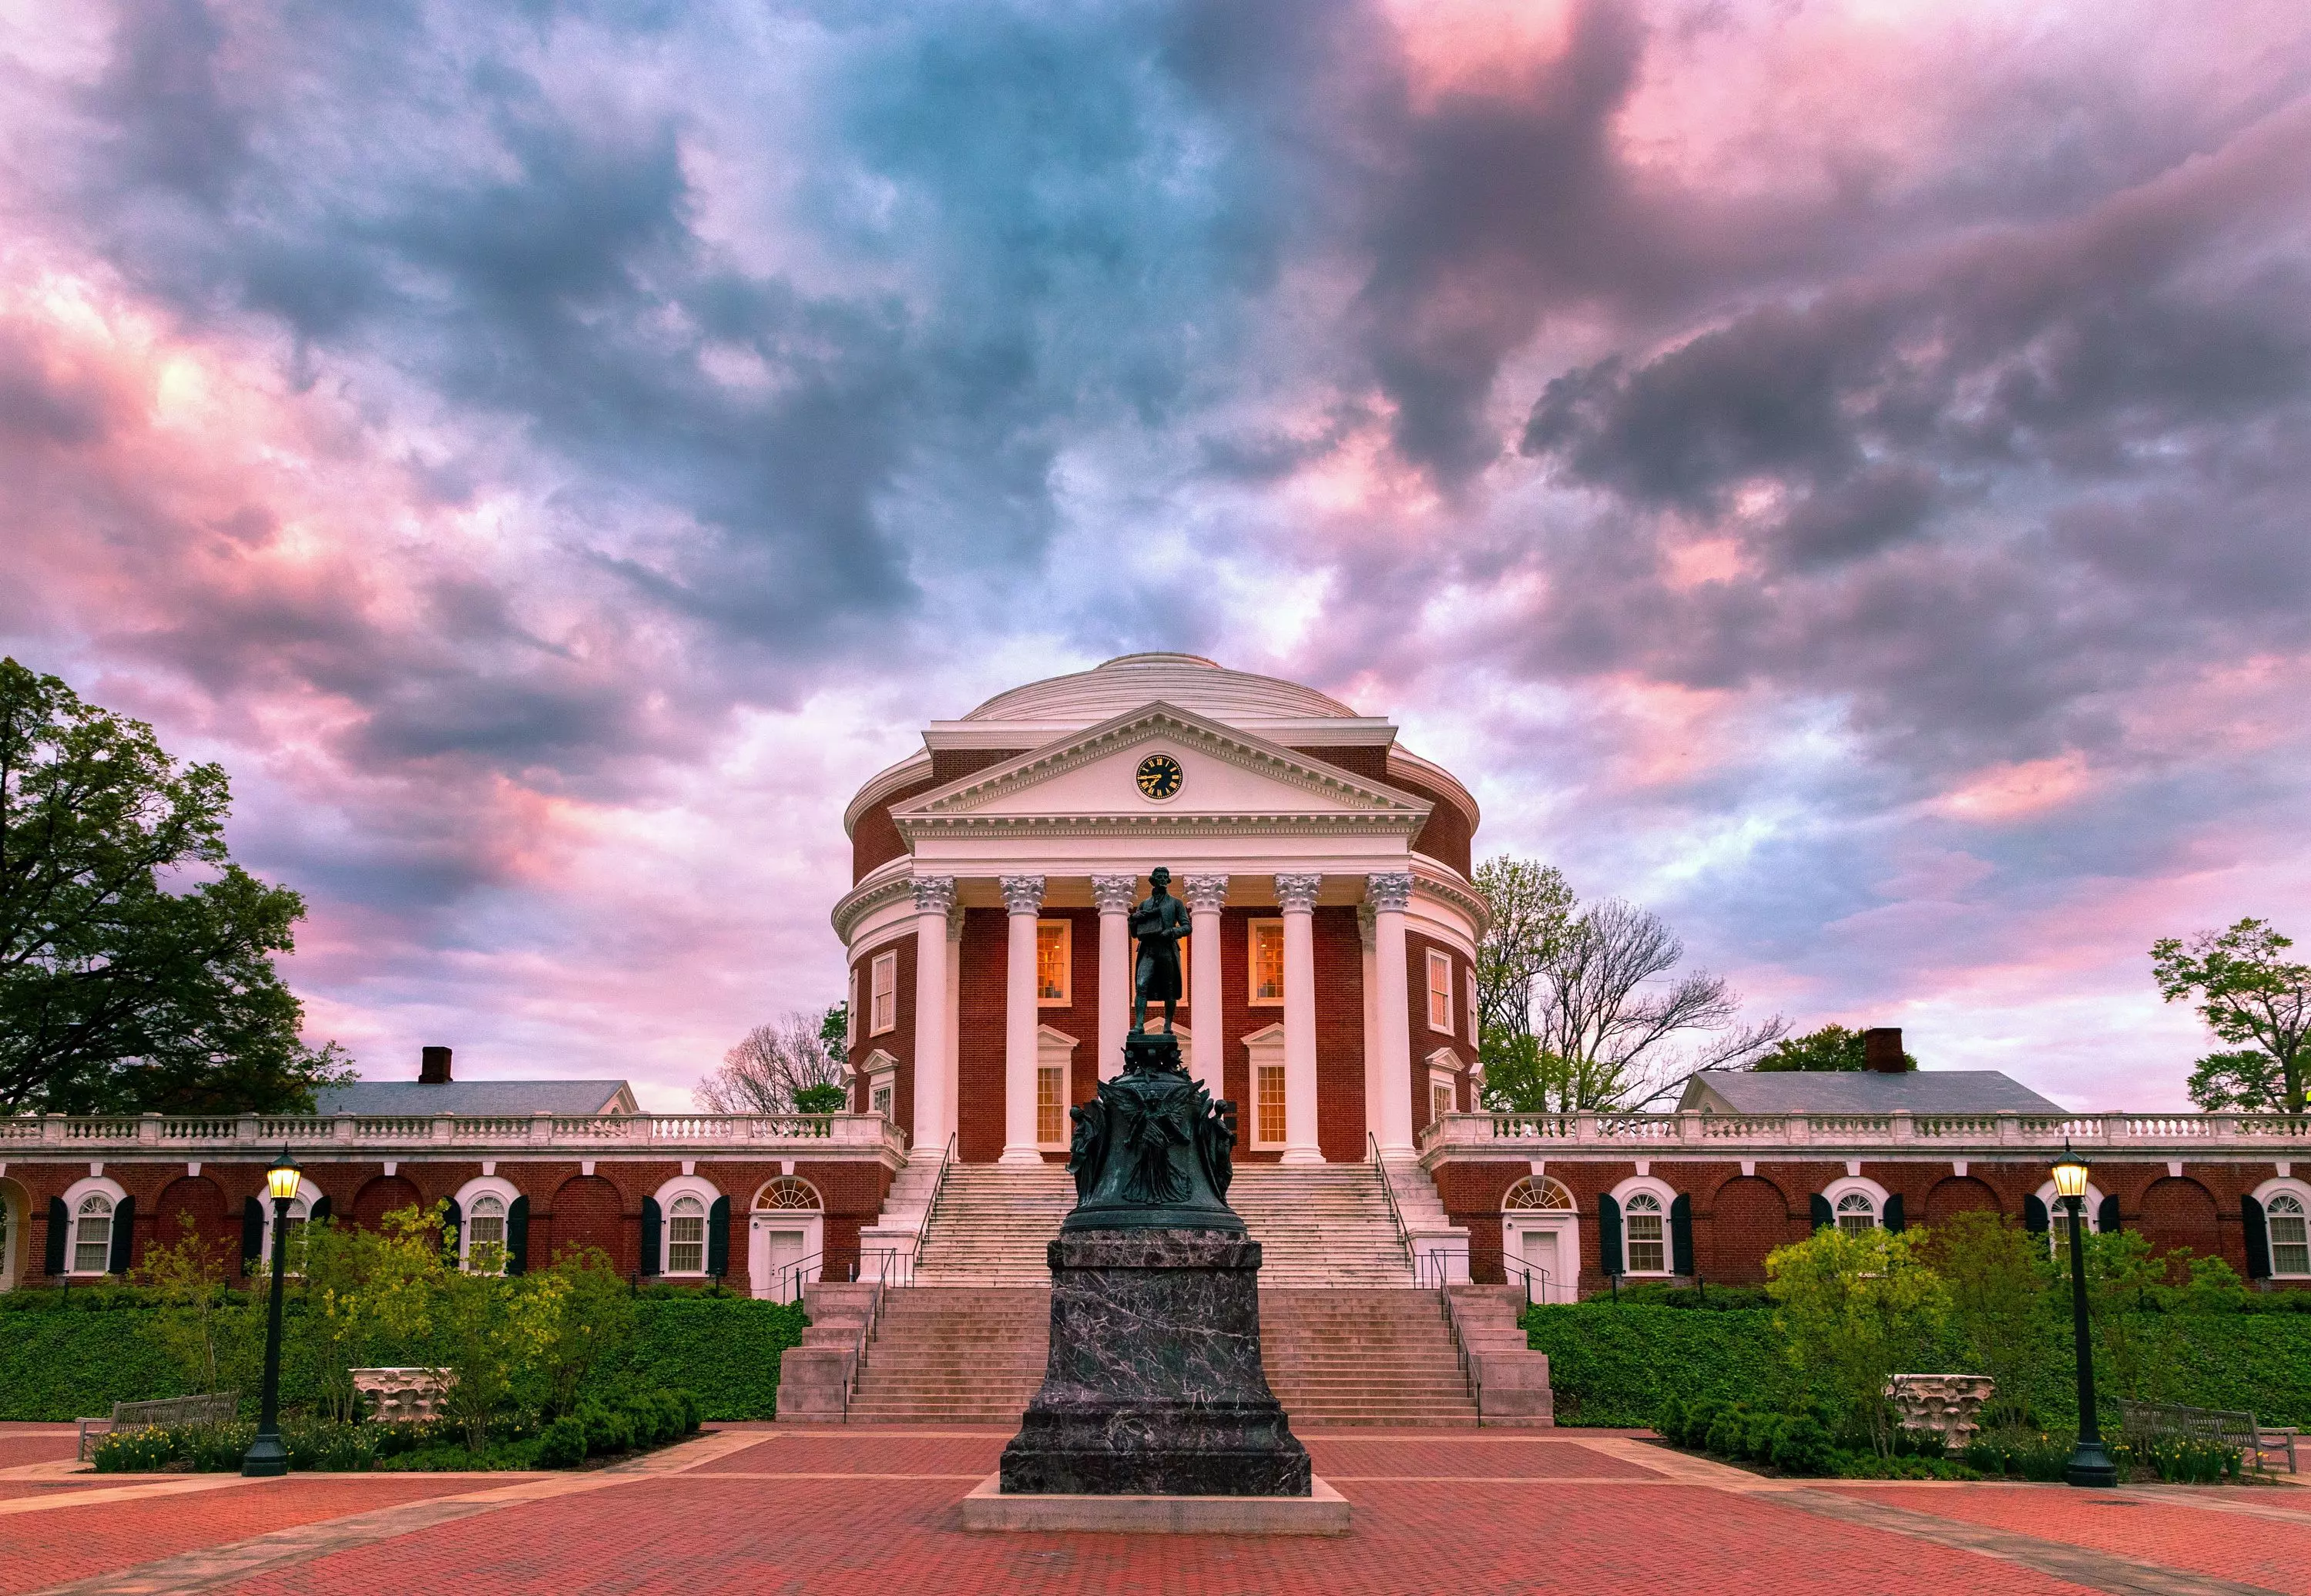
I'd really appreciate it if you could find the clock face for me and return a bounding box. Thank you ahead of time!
[1135,753,1184,801]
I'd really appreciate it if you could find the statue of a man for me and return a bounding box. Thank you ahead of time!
[1130,867,1191,1034]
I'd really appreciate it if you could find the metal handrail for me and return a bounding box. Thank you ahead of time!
[1369,1132,1419,1272]
[1500,1257,1553,1311]
[857,1246,913,1289]
[912,1129,959,1272]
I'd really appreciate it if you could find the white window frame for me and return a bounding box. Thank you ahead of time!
[847,967,860,1049]
[453,1175,521,1273]
[1610,1175,1679,1277]
[1248,919,1285,1007]
[1036,919,1073,1008]
[869,948,898,1036]
[2255,1178,2311,1278]
[1427,950,1454,1034]
[1820,1175,1890,1235]
[61,1175,128,1277]
[748,1179,825,1303]
[260,1185,325,1276]
[1426,1048,1461,1128]
[1467,980,1481,1048]
[0,1181,20,1292]
[652,1175,722,1279]
[2033,1178,2106,1255]
[1244,1022,1286,1147]
[1035,1024,1078,1149]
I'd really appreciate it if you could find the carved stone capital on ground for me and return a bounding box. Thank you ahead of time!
[1273,873,1323,914]
[1000,874,1048,914]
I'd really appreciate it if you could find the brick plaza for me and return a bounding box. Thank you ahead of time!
[5,1422,2306,1596]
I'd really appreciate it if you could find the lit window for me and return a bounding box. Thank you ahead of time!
[2271,1194,2310,1276]
[1256,1064,1286,1145]
[1249,920,1285,1005]
[465,1195,506,1272]
[1037,1065,1066,1145]
[1427,951,1454,1032]
[72,1195,113,1275]
[1037,920,1072,1005]
[870,950,897,1035]
[1625,1192,1666,1272]
[667,1195,706,1274]
[1836,1192,1877,1235]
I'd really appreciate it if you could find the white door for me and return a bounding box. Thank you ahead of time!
[1512,1226,1567,1304]
[758,1226,807,1303]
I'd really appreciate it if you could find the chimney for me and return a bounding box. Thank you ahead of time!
[419,1045,453,1085]
[1863,1028,1906,1074]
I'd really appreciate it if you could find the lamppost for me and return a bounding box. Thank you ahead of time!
[2053,1142,2118,1488]
[240,1147,302,1478]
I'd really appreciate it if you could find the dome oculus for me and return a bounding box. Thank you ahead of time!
[1135,753,1184,802]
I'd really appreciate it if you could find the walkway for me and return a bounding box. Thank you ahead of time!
[3,1422,2308,1594]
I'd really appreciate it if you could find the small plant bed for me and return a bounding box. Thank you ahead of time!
[89,1390,701,1474]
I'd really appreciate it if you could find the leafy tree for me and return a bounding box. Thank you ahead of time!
[0,659,351,1114]
[819,1002,849,1071]
[1927,1210,2054,1428]
[1471,856,1575,1044]
[132,1213,242,1396]
[1766,1225,1949,1455]
[2152,920,2309,1114]
[1753,1024,1916,1073]
[793,1083,847,1115]
[526,1244,639,1418]
[696,1010,847,1114]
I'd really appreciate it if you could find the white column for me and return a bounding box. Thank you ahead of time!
[1359,904,1381,1151]
[1182,874,1228,1096]
[1368,871,1416,1157]
[910,876,957,1155]
[1092,875,1135,1079]
[1275,872,1325,1165]
[945,903,963,1118]
[999,874,1047,1165]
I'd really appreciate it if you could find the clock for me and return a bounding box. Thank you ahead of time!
[1135,753,1184,801]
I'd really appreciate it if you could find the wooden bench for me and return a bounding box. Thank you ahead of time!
[76,1392,240,1460]
[2119,1398,2299,1474]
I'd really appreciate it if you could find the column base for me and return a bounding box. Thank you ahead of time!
[998,1145,1049,1166]
[1277,1145,1326,1165]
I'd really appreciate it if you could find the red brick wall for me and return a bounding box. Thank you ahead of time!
[1314,904,1368,1162]
[850,934,917,1142]
[1389,771,1475,877]
[350,1173,424,1234]
[1924,1175,2002,1224]
[958,907,1009,1162]
[848,750,1021,883]
[545,1174,626,1271]
[2139,1175,2223,1262]
[152,1175,231,1263]
[1407,931,1475,1135]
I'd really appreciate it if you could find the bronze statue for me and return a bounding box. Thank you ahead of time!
[1130,866,1190,1034]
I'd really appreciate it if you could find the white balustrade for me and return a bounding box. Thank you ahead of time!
[0,1112,907,1159]
[1415,1109,2311,1158]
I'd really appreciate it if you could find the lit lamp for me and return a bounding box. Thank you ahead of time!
[240,1148,303,1478]
[2052,1142,2118,1487]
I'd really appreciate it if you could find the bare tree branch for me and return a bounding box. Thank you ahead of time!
[695,1011,846,1114]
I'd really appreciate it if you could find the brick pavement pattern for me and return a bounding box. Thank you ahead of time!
[1836,1484,2311,1595]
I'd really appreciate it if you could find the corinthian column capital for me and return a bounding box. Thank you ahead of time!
[1091,875,1138,914]
[911,875,958,914]
[1365,871,1414,913]
[1273,873,1323,914]
[999,874,1047,915]
[1182,873,1230,914]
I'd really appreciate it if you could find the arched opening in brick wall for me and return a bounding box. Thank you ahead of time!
[1925,1176,2001,1226]
[1704,1176,1790,1282]
[351,1175,424,1233]
[154,1175,228,1256]
[548,1175,626,1272]
[2139,1176,2222,1271]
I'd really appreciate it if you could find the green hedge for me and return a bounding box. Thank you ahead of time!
[1524,1303,2311,1429]
[0,1296,807,1422]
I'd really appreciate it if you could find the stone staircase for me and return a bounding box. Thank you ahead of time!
[845,1286,1052,1423]
[1259,1289,1479,1427]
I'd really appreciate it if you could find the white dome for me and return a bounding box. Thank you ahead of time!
[961,653,1363,728]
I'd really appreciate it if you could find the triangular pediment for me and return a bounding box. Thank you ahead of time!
[888,702,1431,833]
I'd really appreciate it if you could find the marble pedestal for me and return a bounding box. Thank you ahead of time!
[997,1229,1312,1498]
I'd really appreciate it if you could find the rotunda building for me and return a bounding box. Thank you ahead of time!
[834,653,1488,1167]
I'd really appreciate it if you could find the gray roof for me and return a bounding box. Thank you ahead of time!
[312,1080,635,1117]
[1679,1069,2066,1115]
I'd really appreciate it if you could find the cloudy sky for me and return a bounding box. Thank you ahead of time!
[5,0,2306,1110]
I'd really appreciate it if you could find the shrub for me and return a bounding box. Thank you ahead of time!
[89,1426,176,1474]
[673,1389,702,1432]
[1770,1415,1837,1474]
[1766,1226,1950,1457]
[1962,1428,2075,1481]
[1703,1408,1749,1458]
[2123,1436,2242,1484]
[536,1416,588,1469]
[579,1402,632,1457]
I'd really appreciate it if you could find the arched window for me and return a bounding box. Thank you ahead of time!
[1502,1176,1575,1212]
[465,1194,507,1272]
[2269,1193,2310,1277]
[263,1195,315,1273]
[666,1195,706,1275]
[1624,1192,1667,1273]
[72,1194,115,1275]
[1835,1191,1877,1235]
[753,1178,822,1212]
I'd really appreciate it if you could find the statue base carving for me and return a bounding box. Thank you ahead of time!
[997,1229,1311,1497]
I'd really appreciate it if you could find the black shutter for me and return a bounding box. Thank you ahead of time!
[2023,1193,2049,1236]
[44,1196,67,1276]
[507,1195,529,1276]
[1883,1194,1906,1234]
[310,1195,331,1226]
[108,1195,135,1274]
[1597,1193,1622,1277]
[1669,1193,1695,1276]
[2096,1194,2121,1235]
[2245,1195,2272,1280]
[706,1195,730,1279]
[1810,1193,1833,1232]
[640,1197,662,1276]
[442,1199,462,1264]
[241,1197,265,1272]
